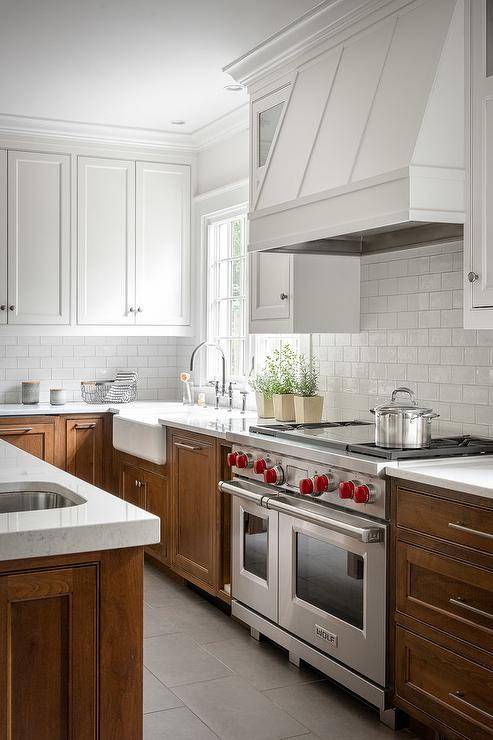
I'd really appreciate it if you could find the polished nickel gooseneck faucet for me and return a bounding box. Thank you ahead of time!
[189,342,227,409]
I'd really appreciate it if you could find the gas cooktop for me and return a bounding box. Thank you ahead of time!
[249,421,493,460]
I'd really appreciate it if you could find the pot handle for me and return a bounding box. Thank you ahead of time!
[422,412,440,420]
[391,386,416,404]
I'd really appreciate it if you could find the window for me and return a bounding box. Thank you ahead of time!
[207,212,248,381]
[205,208,307,385]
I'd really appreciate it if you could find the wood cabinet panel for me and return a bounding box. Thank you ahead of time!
[0,565,97,740]
[65,416,104,487]
[143,469,168,563]
[0,418,55,463]
[395,627,493,740]
[396,541,493,657]
[121,462,146,508]
[171,432,216,586]
[396,486,493,555]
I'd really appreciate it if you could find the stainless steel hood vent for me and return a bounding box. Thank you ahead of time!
[226,0,465,254]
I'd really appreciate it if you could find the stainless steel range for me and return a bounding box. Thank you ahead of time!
[219,421,493,727]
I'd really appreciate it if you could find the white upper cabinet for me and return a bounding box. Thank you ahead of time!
[250,252,360,334]
[250,251,291,324]
[251,86,290,205]
[135,161,190,326]
[0,151,6,326]
[465,0,493,326]
[78,157,136,325]
[8,151,70,325]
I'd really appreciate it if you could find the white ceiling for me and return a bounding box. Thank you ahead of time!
[0,0,320,136]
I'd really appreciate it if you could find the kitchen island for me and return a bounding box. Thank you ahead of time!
[0,439,159,740]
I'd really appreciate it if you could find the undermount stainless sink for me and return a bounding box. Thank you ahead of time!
[0,482,86,514]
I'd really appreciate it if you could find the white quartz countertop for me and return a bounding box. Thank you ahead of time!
[0,440,159,562]
[3,402,493,498]
[386,456,493,500]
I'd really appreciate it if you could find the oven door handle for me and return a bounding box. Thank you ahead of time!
[265,497,384,544]
[218,480,268,507]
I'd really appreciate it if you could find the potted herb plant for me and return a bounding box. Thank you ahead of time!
[293,354,324,423]
[249,366,275,418]
[268,345,297,422]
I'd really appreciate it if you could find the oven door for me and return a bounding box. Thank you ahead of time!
[223,480,279,622]
[278,509,386,685]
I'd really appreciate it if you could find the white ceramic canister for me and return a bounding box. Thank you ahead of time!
[50,388,66,406]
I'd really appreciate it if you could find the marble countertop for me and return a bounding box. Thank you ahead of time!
[386,456,493,500]
[0,440,159,562]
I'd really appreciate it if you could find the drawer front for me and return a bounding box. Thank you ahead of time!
[395,627,493,739]
[396,488,493,555]
[396,542,493,655]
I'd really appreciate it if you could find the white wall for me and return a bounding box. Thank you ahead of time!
[196,128,249,195]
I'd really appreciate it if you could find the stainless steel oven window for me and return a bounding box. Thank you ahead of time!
[295,533,364,629]
[243,512,269,581]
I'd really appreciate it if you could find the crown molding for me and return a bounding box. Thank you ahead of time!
[193,104,249,151]
[224,0,399,87]
[0,105,250,154]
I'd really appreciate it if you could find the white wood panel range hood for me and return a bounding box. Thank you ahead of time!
[225,0,465,255]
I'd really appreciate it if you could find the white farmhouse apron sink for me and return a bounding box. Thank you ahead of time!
[113,414,167,465]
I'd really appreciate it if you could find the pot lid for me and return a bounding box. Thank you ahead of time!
[371,387,433,415]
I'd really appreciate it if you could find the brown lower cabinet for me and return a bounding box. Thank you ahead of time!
[0,416,56,463]
[65,415,105,487]
[391,478,493,740]
[0,547,143,740]
[117,427,232,602]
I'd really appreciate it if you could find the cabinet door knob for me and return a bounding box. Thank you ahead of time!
[280,292,288,300]
[129,306,135,312]
[9,305,15,311]
[137,306,143,312]
[0,305,5,311]
[468,271,479,283]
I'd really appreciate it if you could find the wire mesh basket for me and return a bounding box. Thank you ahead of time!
[80,381,114,404]
[81,371,138,404]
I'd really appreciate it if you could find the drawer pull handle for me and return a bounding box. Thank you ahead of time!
[175,442,202,451]
[448,521,493,540]
[0,427,33,435]
[449,691,493,721]
[74,423,96,429]
[449,597,493,621]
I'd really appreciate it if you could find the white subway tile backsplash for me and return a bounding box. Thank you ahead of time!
[0,336,179,403]
[313,242,493,436]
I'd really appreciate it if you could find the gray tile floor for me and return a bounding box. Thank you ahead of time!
[143,563,420,740]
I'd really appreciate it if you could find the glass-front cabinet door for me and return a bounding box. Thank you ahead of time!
[251,85,290,205]
[231,496,278,621]
[278,513,386,685]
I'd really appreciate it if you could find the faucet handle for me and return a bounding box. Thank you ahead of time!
[240,390,248,414]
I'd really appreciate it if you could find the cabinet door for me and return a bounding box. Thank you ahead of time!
[78,156,135,325]
[0,419,55,463]
[7,151,70,325]
[136,161,190,326]
[65,416,104,487]
[251,85,290,205]
[171,434,216,586]
[0,565,98,740]
[0,151,6,325]
[143,470,168,563]
[469,3,493,308]
[249,251,292,323]
[121,463,146,508]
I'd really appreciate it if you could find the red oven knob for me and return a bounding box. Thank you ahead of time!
[226,452,238,467]
[354,484,376,504]
[339,480,359,499]
[313,474,329,494]
[264,466,284,485]
[253,458,268,474]
[236,452,252,469]
[299,478,314,495]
